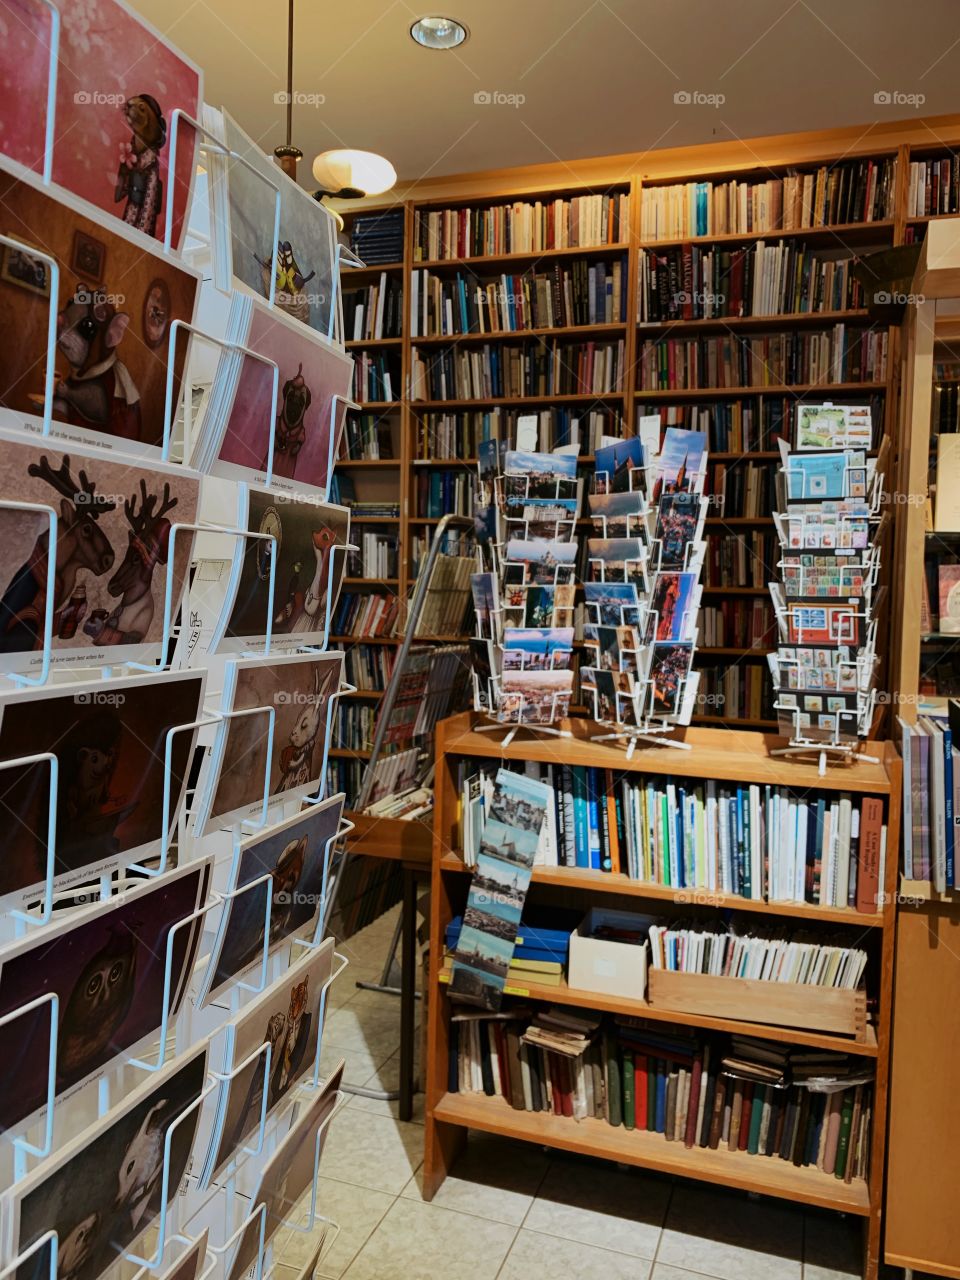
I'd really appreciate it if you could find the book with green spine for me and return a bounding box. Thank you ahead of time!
[622,1050,636,1130]
[604,1028,621,1128]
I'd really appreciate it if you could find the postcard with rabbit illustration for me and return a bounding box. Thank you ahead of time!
[225,1060,344,1280]
[216,110,338,340]
[201,937,335,1186]
[0,161,201,457]
[0,668,206,904]
[7,1044,208,1280]
[0,0,202,250]
[196,653,343,834]
[0,857,211,1134]
[0,430,199,676]
[198,793,345,1007]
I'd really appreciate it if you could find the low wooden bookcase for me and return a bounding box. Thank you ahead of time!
[422,712,902,1280]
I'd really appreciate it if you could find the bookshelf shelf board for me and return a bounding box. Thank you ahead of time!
[704,516,776,526]
[898,878,960,906]
[920,632,960,645]
[905,212,960,224]
[412,243,632,271]
[636,309,873,334]
[357,400,403,410]
[637,221,895,250]
[406,633,471,643]
[344,260,405,274]
[336,458,402,469]
[699,450,781,460]
[341,577,400,586]
[411,323,627,345]
[437,713,895,794]
[344,515,401,524]
[634,383,888,400]
[328,747,373,759]
[410,516,471,525]
[413,393,626,408]
[701,584,771,595]
[345,337,404,350]
[414,457,480,467]
[341,688,385,698]
[438,853,886,926]
[432,1092,871,1215]
[331,634,399,645]
[437,967,879,1056]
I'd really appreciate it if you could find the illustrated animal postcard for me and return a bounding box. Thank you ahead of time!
[198,654,343,833]
[223,488,350,653]
[0,431,199,675]
[0,0,202,249]
[202,938,335,1185]
[205,295,353,495]
[225,1061,344,1280]
[7,1044,208,1280]
[198,794,345,1006]
[0,858,211,1132]
[0,162,200,454]
[0,669,206,903]
[218,110,338,339]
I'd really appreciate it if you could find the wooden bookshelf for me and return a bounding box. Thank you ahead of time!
[423,713,902,1279]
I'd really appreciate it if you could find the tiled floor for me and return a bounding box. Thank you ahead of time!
[273,907,907,1280]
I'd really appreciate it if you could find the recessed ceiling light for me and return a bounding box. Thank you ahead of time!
[410,16,468,49]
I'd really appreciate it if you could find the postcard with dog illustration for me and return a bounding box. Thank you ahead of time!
[195,653,343,834]
[0,430,199,675]
[0,162,200,456]
[0,669,206,903]
[225,1061,344,1280]
[0,858,211,1133]
[7,1045,208,1280]
[0,0,202,249]
[198,794,345,1006]
[201,938,335,1186]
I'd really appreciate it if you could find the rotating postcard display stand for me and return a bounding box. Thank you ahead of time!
[767,434,886,775]
[0,19,360,1280]
[581,429,709,758]
[469,442,580,745]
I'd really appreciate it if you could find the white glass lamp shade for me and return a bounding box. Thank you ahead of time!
[312,149,397,197]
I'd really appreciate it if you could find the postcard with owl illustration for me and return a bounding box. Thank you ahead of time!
[194,653,343,835]
[219,487,350,654]
[195,293,353,497]
[0,857,212,1134]
[211,110,338,340]
[201,937,336,1186]
[225,1060,344,1280]
[0,668,206,904]
[198,794,345,1007]
[7,1044,208,1280]
[0,429,200,676]
[0,160,201,458]
[0,0,202,250]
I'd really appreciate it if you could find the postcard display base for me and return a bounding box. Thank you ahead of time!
[767,427,886,776]
[581,431,709,758]
[0,12,362,1280]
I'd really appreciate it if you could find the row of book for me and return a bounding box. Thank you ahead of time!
[457,759,887,909]
[343,274,404,340]
[708,460,776,517]
[416,471,474,519]
[637,243,864,323]
[348,209,405,264]
[648,924,867,988]
[415,407,623,458]
[448,1010,873,1183]
[341,643,395,691]
[414,194,630,260]
[333,703,375,753]
[639,159,898,240]
[638,327,888,390]
[349,532,399,579]
[699,601,775,649]
[331,591,400,639]
[638,399,790,453]
[900,708,958,889]
[351,351,398,402]
[702,530,778,588]
[410,340,625,401]
[697,661,774,722]
[341,412,395,460]
[907,156,960,218]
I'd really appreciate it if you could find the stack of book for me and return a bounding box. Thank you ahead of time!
[907,156,960,218]
[445,913,573,987]
[767,403,885,748]
[580,427,707,734]
[348,209,405,264]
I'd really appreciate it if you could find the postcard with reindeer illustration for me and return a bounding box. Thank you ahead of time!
[0,0,202,250]
[0,668,206,904]
[197,793,345,1008]
[200,937,336,1187]
[195,653,343,835]
[210,109,338,340]
[0,161,201,457]
[0,857,211,1134]
[196,293,354,497]
[224,1060,344,1280]
[0,430,199,675]
[6,1043,208,1280]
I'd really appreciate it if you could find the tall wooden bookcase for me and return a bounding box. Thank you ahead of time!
[422,713,901,1280]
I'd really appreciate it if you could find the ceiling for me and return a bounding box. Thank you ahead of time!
[129,0,960,189]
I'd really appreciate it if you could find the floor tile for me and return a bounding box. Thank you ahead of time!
[323,1003,405,1057]
[342,1198,515,1280]
[803,1210,863,1280]
[523,1153,669,1259]
[274,1176,394,1279]
[657,1183,803,1280]
[651,1267,721,1280]
[498,1229,652,1280]
[319,1037,396,1087]
[317,1103,423,1195]
[347,1050,425,1125]
[402,1132,549,1225]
